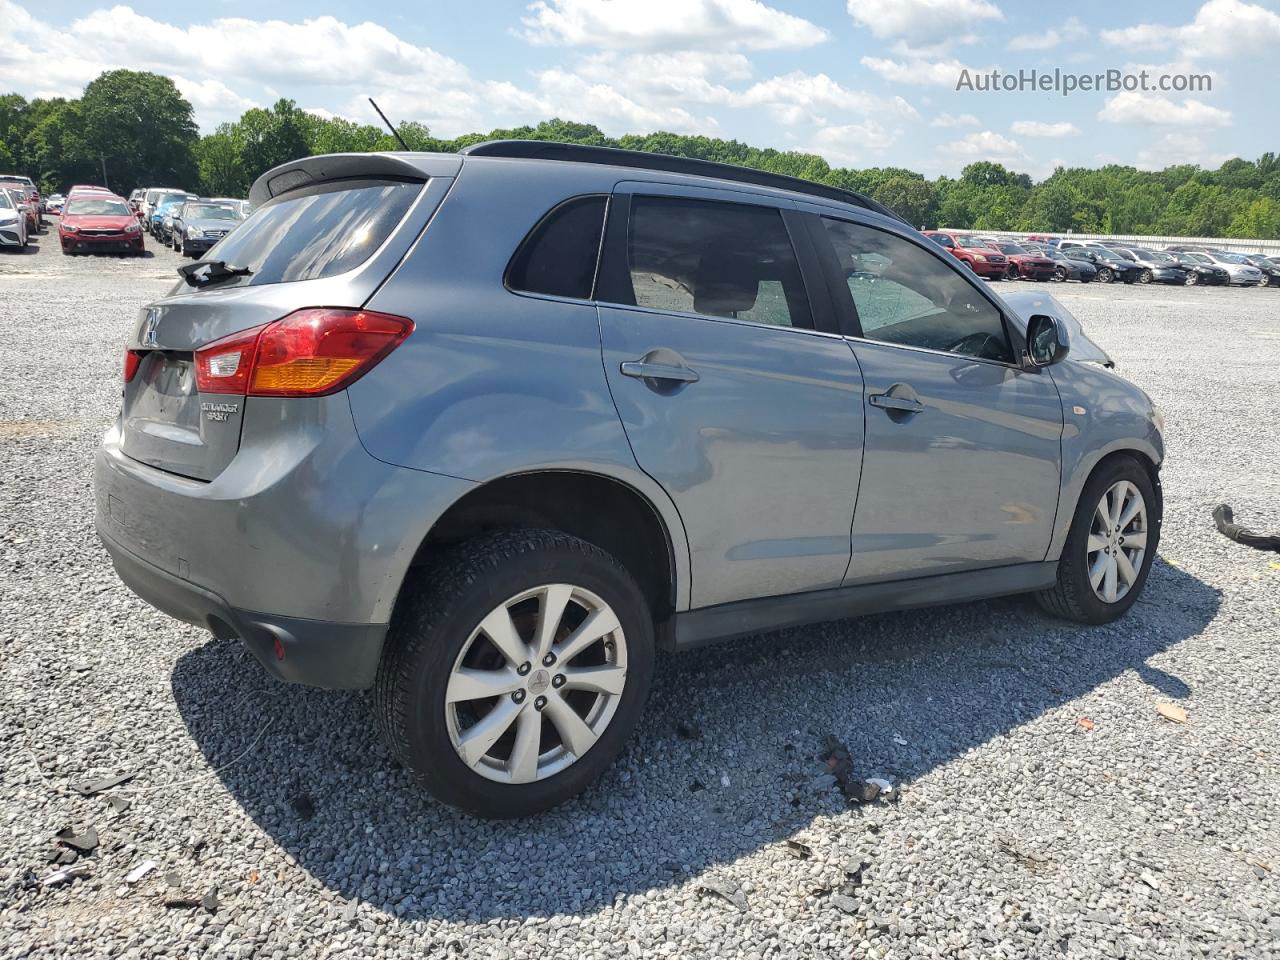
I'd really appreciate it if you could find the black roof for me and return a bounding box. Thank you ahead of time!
[461,140,906,224]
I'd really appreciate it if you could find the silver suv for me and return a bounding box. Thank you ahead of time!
[95,142,1165,817]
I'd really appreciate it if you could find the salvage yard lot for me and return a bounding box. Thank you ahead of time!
[2,230,1278,959]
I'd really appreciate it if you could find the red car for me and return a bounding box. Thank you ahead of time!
[995,242,1056,280]
[921,230,1007,279]
[59,193,145,255]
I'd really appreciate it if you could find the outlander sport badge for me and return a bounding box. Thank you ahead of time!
[201,401,239,422]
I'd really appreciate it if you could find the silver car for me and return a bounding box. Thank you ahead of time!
[1196,251,1264,286]
[0,187,29,249]
[96,143,1165,817]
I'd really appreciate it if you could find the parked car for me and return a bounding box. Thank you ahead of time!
[3,186,38,235]
[1193,251,1264,286]
[96,143,1165,817]
[1109,248,1190,285]
[0,174,41,214]
[59,193,145,255]
[169,200,243,257]
[1022,234,1059,247]
[141,186,187,227]
[150,194,196,241]
[128,189,144,215]
[46,193,65,215]
[1239,254,1280,287]
[921,230,1008,279]
[0,187,29,250]
[206,197,252,219]
[1057,240,1114,255]
[1062,247,1144,283]
[1162,252,1229,285]
[1036,245,1097,282]
[994,242,1056,280]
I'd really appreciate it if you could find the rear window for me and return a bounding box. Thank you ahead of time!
[506,195,606,299]
[198,178,422,288]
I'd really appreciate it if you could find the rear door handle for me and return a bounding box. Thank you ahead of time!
[620,361,700,384]
[868,389,924,414]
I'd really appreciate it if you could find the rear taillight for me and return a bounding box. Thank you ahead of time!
[193,309,413,397]
[123,349,144,383]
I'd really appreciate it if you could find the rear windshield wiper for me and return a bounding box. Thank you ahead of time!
[177,259,253,288]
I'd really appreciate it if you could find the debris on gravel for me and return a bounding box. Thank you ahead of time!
[2,237,1279,958]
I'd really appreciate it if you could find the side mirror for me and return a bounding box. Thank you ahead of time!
[1026,314,1070,368]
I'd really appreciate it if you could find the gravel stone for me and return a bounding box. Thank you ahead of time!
[2,237,1279,958]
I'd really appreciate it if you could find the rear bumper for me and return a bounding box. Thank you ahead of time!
[94,395,476,687]
[98,526,385,689]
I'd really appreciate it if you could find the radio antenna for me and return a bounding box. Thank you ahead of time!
[369,98,411,151]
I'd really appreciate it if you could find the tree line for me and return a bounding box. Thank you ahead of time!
[4,70,1279,239]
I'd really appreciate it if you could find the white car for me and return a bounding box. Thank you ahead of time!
[0,188,30,249]
[1195,251,1265,286]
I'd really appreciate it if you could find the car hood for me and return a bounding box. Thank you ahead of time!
[998,290,1115,367]
[63,216,135,229]
[186,217,240,231]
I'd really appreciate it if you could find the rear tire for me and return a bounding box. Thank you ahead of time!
[1037,456,1160,625]
[375,529,655,818]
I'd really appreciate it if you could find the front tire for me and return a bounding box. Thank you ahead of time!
[1037,456,1160,624]
[1096,267,1114,283]
[1185,272,1199,286]
[375,529,655,818]
[1139,269,1153,284]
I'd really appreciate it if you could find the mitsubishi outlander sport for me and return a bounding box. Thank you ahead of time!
[95,142,1165,818]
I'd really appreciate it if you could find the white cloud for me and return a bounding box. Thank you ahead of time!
[929,112,979,128]
[1008,16,1086,51]
[846,0,1002,46]
[1098,92,1232,127]
[172,76,259,126]
[1135,132,1233,169]
[1101,0,1280,59]
[573,51,749,105]
[807,121,901,166]
[737,72,917,125]
[861,56,991,87]
[525,69,707,132]
[520,0,827,50]
[1010,120,1079,138]
[941,130,1027,163]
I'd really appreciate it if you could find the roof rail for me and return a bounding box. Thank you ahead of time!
[460,140,907,224]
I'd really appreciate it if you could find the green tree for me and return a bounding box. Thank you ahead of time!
[1226,197,1280,239]
[79,70,198,191]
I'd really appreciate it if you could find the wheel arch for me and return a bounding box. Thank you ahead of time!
[1047,443,1162,562]
[398,468,689,634]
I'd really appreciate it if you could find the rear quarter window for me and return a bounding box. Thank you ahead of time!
[506,195,607,299]
[199,178,422,288]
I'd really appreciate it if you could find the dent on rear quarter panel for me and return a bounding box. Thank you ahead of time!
[1046,361,1163,561]
[347,158,693,610]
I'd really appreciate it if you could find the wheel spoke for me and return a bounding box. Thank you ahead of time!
[554,606,620,663]
[533,584,574,660]
[1086,533,1108,553]
[456,698,523,768]
[507,707,543,783]
[1094,501,1110,532]
[447,666,522,703]
[1089,551,1109,589]
[543,696,599,757]
[1115,548,1138,588]
[562,664,627,696]
[1107,484,1126,529]
[1124,529,1148,551]
[1117,492,1143,531]
[1103,556,1119,602]
[478,605,529,667]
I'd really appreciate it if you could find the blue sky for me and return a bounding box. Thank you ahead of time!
[4,0,1275,179]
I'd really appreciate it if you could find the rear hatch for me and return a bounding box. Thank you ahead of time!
[119,153,459,481]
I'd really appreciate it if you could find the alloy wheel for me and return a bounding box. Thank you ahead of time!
[445,584,627,784]
[1087,481,1148,604]
[1097,268,1113,283]
[1185,273,1199,285]
[1053,266,1066,282]
[1139,269,1152,284]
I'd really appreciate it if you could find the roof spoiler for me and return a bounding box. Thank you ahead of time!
[248,153,461,207]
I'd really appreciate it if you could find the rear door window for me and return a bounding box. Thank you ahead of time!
[603,195,811,329]
[202,178,422,288]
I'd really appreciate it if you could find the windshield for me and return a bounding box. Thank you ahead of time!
[955,236,991,249]
[190,178,422,289]
[1187,253,1211,264]
[1096,250,1126,262]
[66,197,131,216]
[185,203,238,221]
[997,243,1028,254]
[1219,253,1247,264]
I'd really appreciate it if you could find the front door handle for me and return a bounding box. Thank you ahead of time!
[620,360,700,384]
[869,383,924,415]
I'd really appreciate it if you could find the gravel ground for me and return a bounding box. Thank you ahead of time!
[2,225,1278,960]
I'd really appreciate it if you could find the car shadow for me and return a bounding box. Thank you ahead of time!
[171,556,1217,922]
